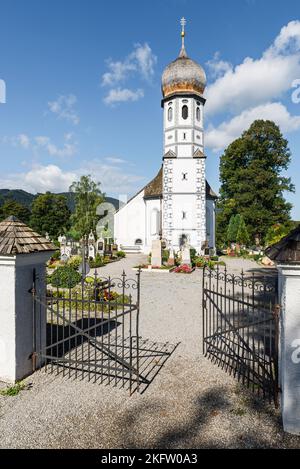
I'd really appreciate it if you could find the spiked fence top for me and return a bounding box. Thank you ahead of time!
[0,216,56,255]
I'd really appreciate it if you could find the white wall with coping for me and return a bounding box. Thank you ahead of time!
[0,251,53,383]
[278,264,300,434]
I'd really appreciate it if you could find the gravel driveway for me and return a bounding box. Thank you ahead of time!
[1,255,300,449]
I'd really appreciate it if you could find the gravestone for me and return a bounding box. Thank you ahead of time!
[167,247,175,266]
[181,243,191,266]
[151,239,162,267]
[98,239,104,255]
[88,244,95,260]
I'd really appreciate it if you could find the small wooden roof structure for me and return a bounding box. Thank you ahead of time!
[265,225,300,264]
[0,216,56,255]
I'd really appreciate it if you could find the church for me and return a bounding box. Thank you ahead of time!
[114,19,217,255]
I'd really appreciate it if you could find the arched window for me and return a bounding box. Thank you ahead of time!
[135,239,142,245]
[196,107,201,122]
[168,107,173,121]
[182,105,188,120]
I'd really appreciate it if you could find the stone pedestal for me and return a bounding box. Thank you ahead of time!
[278,264,300,434]
[0,251,53,383]
[151,239,162,267]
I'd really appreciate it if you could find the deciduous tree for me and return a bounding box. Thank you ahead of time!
[30,192,71,239]
[217,120,294,246]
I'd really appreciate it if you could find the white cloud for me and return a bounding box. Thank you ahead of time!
[34,134,78,157]
[205,102,300,152]
[18,134,30,149]
[104,157,126,164]
[101,43,157,86]
[2,132,78,158]
[205,20,300,116]
[0,161,144,195]
[104,88,144,105]
[48,94,80,125]
[206,52,232,79]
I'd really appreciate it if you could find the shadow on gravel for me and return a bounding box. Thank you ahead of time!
[117,385,300,449]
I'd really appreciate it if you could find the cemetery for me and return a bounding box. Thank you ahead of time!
[1,5,300,452]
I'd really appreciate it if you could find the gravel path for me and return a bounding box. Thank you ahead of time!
[1,255,300,449]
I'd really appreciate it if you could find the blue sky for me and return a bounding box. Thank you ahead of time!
[0,0,300,218]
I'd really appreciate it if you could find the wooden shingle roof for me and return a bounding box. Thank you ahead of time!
[0,216,56,255]
[265,225,300,264]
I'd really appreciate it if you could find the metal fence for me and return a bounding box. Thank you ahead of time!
[32,268,149,394]
[202,265,280,406]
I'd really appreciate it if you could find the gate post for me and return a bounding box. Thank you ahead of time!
[266,226,300,434]
[0,217,55,383]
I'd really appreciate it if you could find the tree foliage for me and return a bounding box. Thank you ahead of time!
[226,214,241,243]
[236,217,250,246]
[0,199,31,224]
[265,223,292,247]
[30,192,71,239]
[69,175,104,239]
[217,120,294,246]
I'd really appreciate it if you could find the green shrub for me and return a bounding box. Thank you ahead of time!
[90,254,105,268]
[52,250,61,260]
[190,248,197,261]
[67,255,82,270]
[207,260,215,270]
[210,255,219,261]
[49,266,82,288]
[194,256,206,267]
[162,249,169,263]
[116,250,126,258]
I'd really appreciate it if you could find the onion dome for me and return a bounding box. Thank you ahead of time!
[162,18,206,98]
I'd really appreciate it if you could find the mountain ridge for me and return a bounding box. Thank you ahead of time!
[0,189,121,212]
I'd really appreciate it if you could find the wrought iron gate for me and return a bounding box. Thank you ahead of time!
[32,268,155,394]
[202,265,280,406]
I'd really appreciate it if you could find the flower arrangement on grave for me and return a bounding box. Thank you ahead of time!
[174,264,193,274]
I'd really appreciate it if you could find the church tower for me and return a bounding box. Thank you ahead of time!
[161,18,207,254]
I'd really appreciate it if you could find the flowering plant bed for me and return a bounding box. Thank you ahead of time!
[173,264,195,274]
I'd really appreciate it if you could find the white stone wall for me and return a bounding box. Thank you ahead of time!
[0,257,16,382]
[278,265,300,434]
[0,251,52,383]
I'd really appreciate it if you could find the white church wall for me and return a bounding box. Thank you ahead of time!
[114,190,146,250]
[145,198,161,253]
[206,199,216,249]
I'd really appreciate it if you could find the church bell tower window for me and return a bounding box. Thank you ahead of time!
[168,107,173,122]
[196,107,200,121]
[182,105,188,120]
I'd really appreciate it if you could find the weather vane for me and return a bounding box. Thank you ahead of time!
[180,17,186,47]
